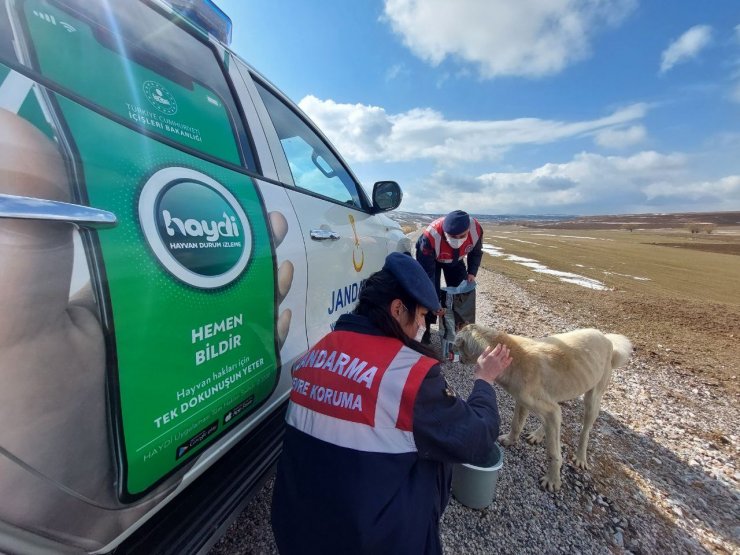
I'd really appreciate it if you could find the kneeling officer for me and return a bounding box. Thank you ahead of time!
[271,253,511,554]
[416,210,483,343]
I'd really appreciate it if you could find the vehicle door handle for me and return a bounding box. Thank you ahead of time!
[0,193,117,229]
[310,228,340,241]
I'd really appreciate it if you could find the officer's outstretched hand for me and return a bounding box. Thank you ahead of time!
[474,343,512,385]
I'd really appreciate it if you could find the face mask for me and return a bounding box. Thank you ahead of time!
[445,233,468,249]
[403,304,426,342]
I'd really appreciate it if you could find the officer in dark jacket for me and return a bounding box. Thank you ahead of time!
[271,253,510,555]
[416,210,483,343]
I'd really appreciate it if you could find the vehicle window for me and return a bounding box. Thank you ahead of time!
[11,0,255,169]
[254,80,363,208]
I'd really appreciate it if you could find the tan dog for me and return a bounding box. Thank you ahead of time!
[454,324,632,491]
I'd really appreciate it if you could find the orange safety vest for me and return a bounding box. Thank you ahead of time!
[422,217,482,263]
[287,331,437,453]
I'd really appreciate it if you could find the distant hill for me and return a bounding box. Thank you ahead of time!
[387,211,437,230]
[388,210,740,231]
[515,211,740,230]
[388,210,575,229]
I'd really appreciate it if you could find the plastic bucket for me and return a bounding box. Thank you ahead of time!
[451,443,504,509]
[441,339,459,362]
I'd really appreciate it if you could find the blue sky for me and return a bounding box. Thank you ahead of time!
[217,0,739,216]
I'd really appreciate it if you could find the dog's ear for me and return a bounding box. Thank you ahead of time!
[454,326,480,364]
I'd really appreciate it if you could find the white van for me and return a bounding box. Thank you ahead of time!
[0,0,408,552]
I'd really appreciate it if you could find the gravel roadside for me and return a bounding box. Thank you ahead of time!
[210,266,739,555]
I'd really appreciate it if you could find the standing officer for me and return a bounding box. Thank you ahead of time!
[415,210,483,344]
[271,253,511,555]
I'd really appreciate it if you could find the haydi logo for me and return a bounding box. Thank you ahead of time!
[162,210,239,242]
[139,168,252,288]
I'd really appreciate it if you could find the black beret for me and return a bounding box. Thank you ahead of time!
[443,210,470,235]
[382,252,441,311]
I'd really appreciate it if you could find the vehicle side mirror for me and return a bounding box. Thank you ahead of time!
[371,181,402,213]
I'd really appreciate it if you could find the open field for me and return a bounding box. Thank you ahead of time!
[513,211,740,230]
[479,222,740,395]
[391,210,740,394]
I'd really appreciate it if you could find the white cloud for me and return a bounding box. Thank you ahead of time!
[594,125,646,148]
[403,151,739,215]
[382,0,636,78]
[299,95,648,164]
[643,175,740,202]
[660,25,713,74]
[298,96,393,163]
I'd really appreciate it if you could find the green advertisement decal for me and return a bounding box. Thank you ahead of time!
[62,97,278,496]
[17,0,279,495]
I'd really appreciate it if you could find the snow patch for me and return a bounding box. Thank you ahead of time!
[482,243,610,290]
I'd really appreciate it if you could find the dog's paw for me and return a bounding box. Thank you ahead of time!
[539,474,562,492]
[573,456,589,471]
[498,434,515,447]
[525,429,544,445]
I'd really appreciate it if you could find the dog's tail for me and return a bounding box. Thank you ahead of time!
[606,334,632,368]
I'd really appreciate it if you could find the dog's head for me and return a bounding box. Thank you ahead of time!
[453,324,490,364]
